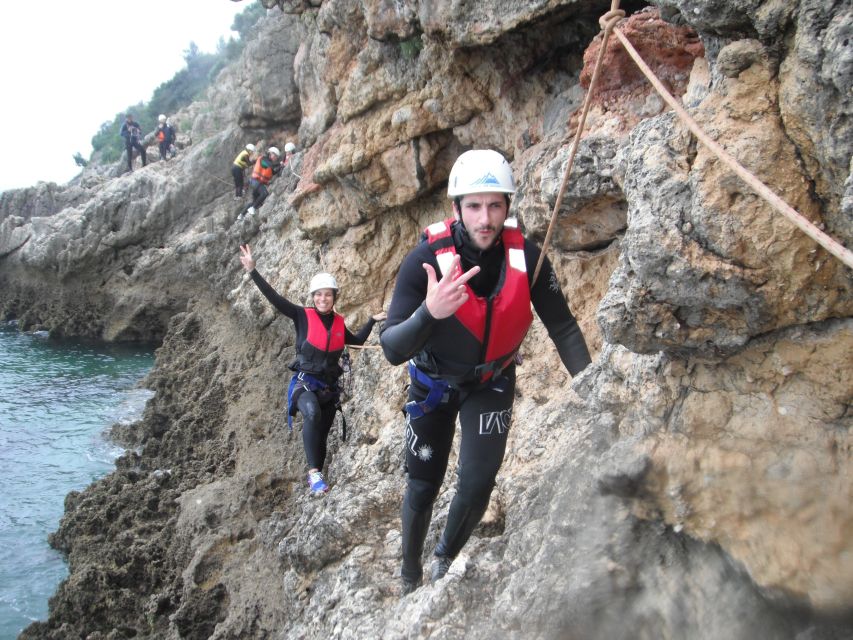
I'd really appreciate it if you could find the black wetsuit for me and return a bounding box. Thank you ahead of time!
[120,120,146,171]
[250,269,377,469]
[380,219,591,583]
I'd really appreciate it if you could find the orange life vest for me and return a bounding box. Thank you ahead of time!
[252,156,274,184]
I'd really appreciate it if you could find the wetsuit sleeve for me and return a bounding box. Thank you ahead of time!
[379,245,439,365]
[249,269,300,321]
[345,318,377,346]
[525,242,592,376]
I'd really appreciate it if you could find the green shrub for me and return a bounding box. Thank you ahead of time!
[88,2,264,165]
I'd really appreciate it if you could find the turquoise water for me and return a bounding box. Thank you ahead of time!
[0,323,154,639]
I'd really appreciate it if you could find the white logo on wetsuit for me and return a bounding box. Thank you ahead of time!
[548,269,560,293]
[479,408,513,435]
[406,419,418,456]
[406,421,433,460]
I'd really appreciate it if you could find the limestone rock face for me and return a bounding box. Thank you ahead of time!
[598,44,853,356]
[235,12,304,128]
[4,1,852,639]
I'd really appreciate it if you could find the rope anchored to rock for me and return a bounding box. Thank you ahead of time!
[532,1,625,287]
[534,0,853,283]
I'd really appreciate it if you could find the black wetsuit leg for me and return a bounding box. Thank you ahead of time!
[435,367,515,558]
[231,166,244,197]
[251,183,269,210]
[297,390,338,470]
[400,381,458,582]
[133,140,147,166]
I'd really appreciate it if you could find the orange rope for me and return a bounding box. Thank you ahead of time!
[609,26,853,270]
[532,1,626,286]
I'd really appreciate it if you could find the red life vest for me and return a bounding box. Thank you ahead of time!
[252,156,274,184]
[423,218,533,382]
[156,128,165,142]
[296,308,346,378]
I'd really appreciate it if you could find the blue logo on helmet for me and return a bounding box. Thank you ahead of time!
[471,172,501,187]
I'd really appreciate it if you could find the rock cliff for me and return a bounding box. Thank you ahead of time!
[2,1,851,638]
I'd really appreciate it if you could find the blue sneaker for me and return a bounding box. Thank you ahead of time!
[307,470,329,495]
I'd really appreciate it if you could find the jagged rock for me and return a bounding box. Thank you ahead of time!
[598,45,853,357]
[778,0,853,238]
[4,1,852,639]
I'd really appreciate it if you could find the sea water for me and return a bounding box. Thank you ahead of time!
[0,323,154,639]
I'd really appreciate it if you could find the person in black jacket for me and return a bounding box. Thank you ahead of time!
[380,149,592,595]
[119,113,146,172]
[239,244,386,495]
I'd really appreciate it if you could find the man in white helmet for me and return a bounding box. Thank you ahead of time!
[231,143,257,199]
[240,146,283,218]
[380,149,591,595]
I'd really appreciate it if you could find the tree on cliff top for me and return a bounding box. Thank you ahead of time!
[88,2,265,165]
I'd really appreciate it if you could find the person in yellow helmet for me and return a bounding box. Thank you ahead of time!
[231,143,257,199]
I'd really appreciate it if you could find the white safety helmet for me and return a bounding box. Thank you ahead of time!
[245,143,256,152]
[447,149,515,198]
[268,146,281,157]
[309,273,338,294]
[158,114,167,123]
[284,142,296,153]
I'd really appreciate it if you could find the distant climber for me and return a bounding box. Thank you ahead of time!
[155,114,176,162]
[238,244,387,495]
[380,149,592,595]
[239,146,283,219]
[284,141,296,164]
[120,113,146,172]
[231,143,257,199]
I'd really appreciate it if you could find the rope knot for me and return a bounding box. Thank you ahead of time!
[599,9,626,33]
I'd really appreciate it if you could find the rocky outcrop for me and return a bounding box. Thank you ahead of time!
[4,1,851,639]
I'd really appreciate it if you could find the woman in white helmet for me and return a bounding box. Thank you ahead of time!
[231,143,257,199]
[238,244,386,495]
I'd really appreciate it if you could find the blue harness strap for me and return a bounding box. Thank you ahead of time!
[405,361,451,419]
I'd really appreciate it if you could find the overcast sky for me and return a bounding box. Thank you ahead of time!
[0,0,251,193]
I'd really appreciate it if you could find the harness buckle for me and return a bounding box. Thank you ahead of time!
[405,362,450,418]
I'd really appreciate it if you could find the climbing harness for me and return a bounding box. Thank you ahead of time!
[286,370,348,441]
[404,361,451,419]
[532,0,853,286]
